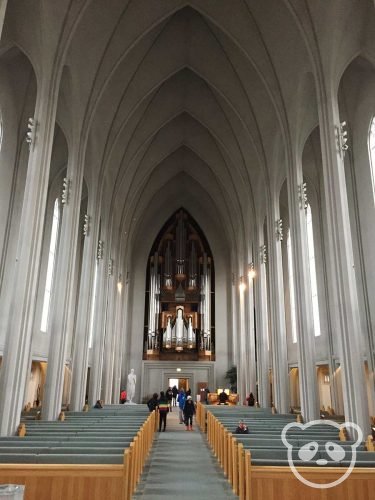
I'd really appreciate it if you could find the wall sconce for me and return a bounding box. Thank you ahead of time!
[108,258,113,277]
[83,214,90,237]
[97,240,104,260]
[26,117,36,150]
[275,218,283,241]
[61,177,71,205]
[260,244,267,264]
[176,368,181,372]
[248,262,256,280]
[239,276,246,292]
[324,374,330,384]
[298,182,308,210]
[336,120,349,157]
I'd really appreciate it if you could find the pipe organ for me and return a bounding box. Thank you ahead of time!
[144,209,214,361]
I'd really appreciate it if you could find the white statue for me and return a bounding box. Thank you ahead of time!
[127,368,136,402]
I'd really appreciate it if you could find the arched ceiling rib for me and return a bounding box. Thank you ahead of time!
[59,1,318,255]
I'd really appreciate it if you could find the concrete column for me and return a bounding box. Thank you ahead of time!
[247,260,257,399]
[230,272,239,376]
[69,201,98,411]
[88,257,109,406]
[0,74,59,435]
[317,84,370,434]
[238,274,247,403]
[287,165,319,422]
[255,229,271,408]
[0,0,8,41]
[101,277,117,403]
[268,211,289,413]
[112,274,125,403]
[42,149,85,420]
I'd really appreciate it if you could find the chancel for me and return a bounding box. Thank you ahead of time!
[0,1,374,499]
[144,209,214,360]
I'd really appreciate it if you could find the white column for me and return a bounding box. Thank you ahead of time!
[112,272,125,402]
[238,275,248,402]
[0,0,8,41]
[287,170,319,422]
[42,150,85,420]
[247,261,257,398]
[255,238,270,408]
[88,256,108,406]
[69,204,98,411]
[0,74,59,435]
[231,273,239,371]
[268,217,289,413]
[318,85,369,434]
[101,277,116,403]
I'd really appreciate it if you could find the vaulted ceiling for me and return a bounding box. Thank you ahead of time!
[2,0,372,260]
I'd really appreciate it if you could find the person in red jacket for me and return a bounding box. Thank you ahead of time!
[120,389,127,404]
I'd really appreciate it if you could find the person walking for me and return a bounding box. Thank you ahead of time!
[183,395,196,430]
[177,389,186,424]
[166,386,173,411]
[157,391,169,432]
[172,385,178,406]
[147,393,159,412]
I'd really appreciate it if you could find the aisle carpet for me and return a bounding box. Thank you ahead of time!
[134,406,238,499]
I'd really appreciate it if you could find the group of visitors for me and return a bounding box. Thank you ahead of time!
[176,388,195,430]
[147,387,196,432]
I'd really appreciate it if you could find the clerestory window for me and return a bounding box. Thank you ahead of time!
[40,198,60,332]
[306,204,321,337]
[368,116,375,204]
[287,229,297,343]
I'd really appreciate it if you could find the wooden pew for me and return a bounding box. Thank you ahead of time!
[203,405,375,500]
[0,405,156,500]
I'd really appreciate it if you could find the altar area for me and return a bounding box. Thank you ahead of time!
[140,360,215,403]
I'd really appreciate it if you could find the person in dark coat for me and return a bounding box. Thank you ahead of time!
[166,386,173,411]
[172,385,178,406]
[147,393,159,412]
[246,392,255,407]
[218,390,228,404]
[183,395,196,430]
[157,391,169,432]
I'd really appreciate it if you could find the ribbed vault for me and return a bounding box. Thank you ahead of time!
[56,1,314,257]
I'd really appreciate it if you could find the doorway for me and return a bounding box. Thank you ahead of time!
[169,378,189,392]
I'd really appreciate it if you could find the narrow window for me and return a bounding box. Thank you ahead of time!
[287,229,297,343]
[368,116,375,203]
[41,198,60,332]
[306,204,321,336]
[0,114,3,151]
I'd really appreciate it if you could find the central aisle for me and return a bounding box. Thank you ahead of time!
[134,406,238,499]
